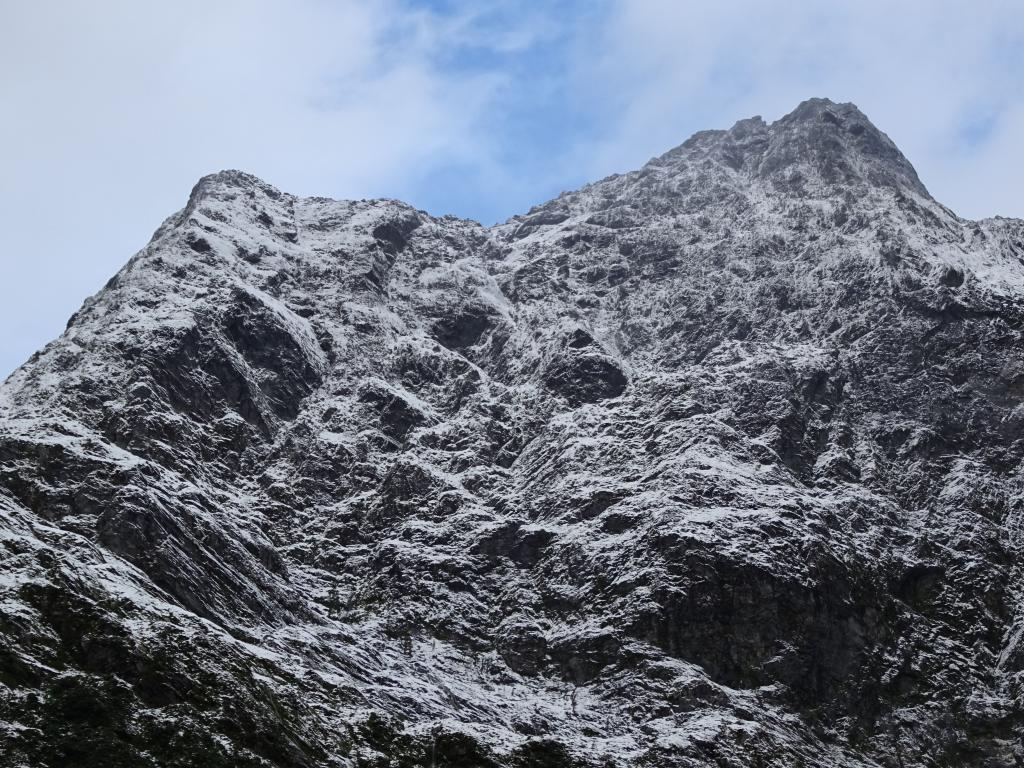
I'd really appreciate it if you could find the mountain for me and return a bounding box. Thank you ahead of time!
[2,97,1024,767]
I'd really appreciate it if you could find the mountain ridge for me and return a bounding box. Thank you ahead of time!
[1,98,1024,767]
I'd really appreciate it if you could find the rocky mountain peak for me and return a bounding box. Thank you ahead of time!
[654,97,928,199]
[507,99,942,250]
[2,99,1024,768]
[765,97,927,194]
[181,168,279,213]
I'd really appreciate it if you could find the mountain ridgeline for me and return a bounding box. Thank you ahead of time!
[2,98,1024,767]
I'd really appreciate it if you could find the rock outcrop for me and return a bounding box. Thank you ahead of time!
[2,98,1024,767]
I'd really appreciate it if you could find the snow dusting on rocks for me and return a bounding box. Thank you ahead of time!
[2,98,1024,767]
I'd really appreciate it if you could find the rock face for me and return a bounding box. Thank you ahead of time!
[2,98,1024,767]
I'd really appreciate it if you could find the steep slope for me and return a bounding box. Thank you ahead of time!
[2,98,1023,767]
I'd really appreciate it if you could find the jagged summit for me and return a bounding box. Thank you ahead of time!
[767,97,928,194]
[656,97,929,198]
[187,98,924,234]
[776,95,860,122]
[501,98,946,245]
[2,100,1024,767]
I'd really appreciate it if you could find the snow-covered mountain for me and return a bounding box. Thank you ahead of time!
[2,98,1023,767]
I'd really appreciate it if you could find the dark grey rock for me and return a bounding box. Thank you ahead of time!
[2,98,1023,767]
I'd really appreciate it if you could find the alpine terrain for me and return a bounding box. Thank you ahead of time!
[3,98,1024,767]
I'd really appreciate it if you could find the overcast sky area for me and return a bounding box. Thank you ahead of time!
[2,0,1023,377]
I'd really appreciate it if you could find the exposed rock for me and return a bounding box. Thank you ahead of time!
[497,620,548,676]
[542,352,628,405]
[2,98,1024,767]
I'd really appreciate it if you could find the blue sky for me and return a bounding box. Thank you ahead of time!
[2,0,1024,378]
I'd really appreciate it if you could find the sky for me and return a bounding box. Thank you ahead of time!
[2,0,1023,378]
